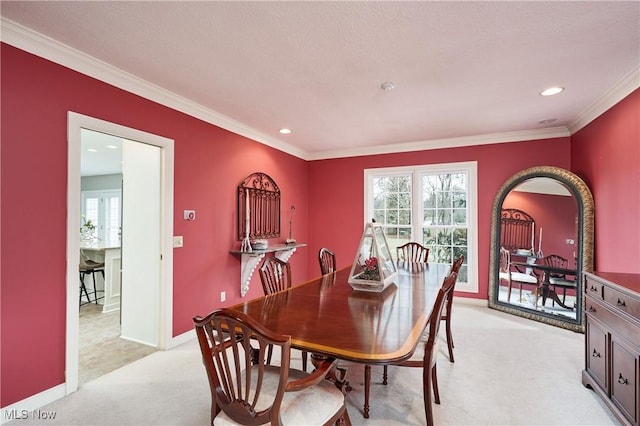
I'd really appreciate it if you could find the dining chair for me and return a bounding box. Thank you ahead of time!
[396,242,429,263]
[259,257,292,294]
[79,251,105,306]
[499,247,539,303]
[365,272,458,424]
[540,254,576,305]
[193,309,349,426]
[440,255,465,362]
[259,257,308,371]
[318,247,336,275]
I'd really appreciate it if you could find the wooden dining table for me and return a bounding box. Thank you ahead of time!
[512,261,577,309]
[229,261,451,364]
[228,261,451,418]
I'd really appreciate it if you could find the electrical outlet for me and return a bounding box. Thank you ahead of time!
[565,239,575,245]
[220,291,226,302]
[173,236,184,247]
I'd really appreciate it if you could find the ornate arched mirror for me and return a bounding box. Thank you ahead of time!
[488,166,594,332]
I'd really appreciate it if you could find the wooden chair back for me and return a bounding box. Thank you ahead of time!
[499,247,511,274]
[397,242,429,263]
[193,309,291,425]
[260,257,292,295]
[441,256,464,362]
[451,255,464,275]
[400,271,457,369]
[541,254,569,277]
[318,247,336,275]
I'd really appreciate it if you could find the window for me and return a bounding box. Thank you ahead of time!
[365,162,478,292]
[81,189,122,243]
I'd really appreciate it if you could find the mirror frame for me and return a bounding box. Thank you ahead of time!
[488,166,594,332]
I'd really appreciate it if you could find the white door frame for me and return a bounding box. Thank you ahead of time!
[66,112,174,394]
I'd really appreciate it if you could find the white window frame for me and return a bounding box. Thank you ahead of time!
[364,161,478,293]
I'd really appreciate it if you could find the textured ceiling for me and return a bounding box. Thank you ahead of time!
[2,1,639,161]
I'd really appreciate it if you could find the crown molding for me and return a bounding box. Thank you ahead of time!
[0,18,308,160]
[307,127,571,160]
[568,67,640,134]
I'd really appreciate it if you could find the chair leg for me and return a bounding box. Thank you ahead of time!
[302,350,308,372]
[266,344,273,365]
[382,365,388,385]
[79,273,91,306]
[507,280,512,301]
[364,365,371,418]
[445,318,455,363]
[91,271,99,304]
[519,283,523,302]
[423,363,435,426]
[431,363,440,405]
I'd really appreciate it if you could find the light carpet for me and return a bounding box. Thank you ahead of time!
[6,300,619,425]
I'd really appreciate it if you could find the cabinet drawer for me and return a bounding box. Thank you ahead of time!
[610,338,638,425]
[585,276,604,299]
[603,285,640,319]
[586,296,640,348]
[585,315,608,392]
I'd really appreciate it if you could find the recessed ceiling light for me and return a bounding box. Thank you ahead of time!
[106,145,118,149]
[87,148,97,152]
[540,86,564,96]
[380,81,395,91]
[279,128,292,134]
[538,118,558,124]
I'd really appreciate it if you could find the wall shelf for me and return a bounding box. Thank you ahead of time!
[230,243,306,296]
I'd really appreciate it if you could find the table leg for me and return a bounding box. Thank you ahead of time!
[364,365,370,418]
[541,272,574,310]
[310,353,351,393]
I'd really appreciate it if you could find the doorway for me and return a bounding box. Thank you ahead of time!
[66,112,175,394]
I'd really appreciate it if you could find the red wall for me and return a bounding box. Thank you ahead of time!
[0,44,310,406]
[307,139,572,299]
[571,89,640,273]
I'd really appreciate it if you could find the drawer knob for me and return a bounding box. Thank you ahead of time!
[592,349,601,358]
[616,299,626,307]
[617,373,629,385]
[588,306,596,313]
[589,286,598,292]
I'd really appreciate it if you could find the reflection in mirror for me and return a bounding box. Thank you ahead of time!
[498,179,578,321]
[488,167,594,333]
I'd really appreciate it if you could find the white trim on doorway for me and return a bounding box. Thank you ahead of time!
[66,112,175,396]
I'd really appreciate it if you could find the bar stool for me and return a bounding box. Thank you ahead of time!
[79,251,105,306]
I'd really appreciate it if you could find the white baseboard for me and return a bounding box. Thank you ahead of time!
[169,328,195,348]
[456,296,489,307]
[1,384,65,424]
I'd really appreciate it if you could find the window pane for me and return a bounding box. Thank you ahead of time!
[398,209,411,225]
[452,228,467,246]
[84,197,99,229]
[453,208,467,225]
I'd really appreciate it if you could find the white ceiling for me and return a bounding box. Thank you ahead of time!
[2,1,639,168]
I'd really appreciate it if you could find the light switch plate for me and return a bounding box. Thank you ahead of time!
[173,236,184,248]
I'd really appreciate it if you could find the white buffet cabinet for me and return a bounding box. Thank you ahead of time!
[80,241,121,313]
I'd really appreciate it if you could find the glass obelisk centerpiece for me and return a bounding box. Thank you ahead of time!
[348,222,397,292]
